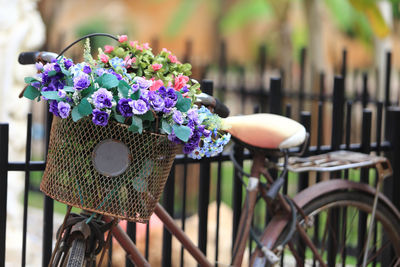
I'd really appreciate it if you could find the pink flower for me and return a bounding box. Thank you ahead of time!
[118,35,128,43]
[152,63,163,71]
[162,48,171,54]
[100,54,109,63]
[104,45,114,53]
[143,42,150,50]
[168,54,178,63]
[174,75,189,91]
[135,44,143,52]
[129,40,138,47]
[150,79,164,91]
[131,57,137,63]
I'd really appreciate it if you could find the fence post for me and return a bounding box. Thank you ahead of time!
[384,51,391,108]
[269,78,282,115]
[197,80,213,260]
[162,167,175,267]
[331,76,345,151]
[386,107,400,210]
[0,124,8,267]
[298,47,306,115]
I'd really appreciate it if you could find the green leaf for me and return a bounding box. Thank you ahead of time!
[47,70,57,77]
[23,85,41,100]
[41,91,62,100]
[161,119,172,134]
[71,106,83,122]
[114,114,126,123]
[61,67,70,76]
[176,97,191,112]
[63,86,75,92]
[165,0,200,37]
[131,89,140,100]
[172,124,191,142]
[81,85,95,98]
[24,77,38,84]
[77,98,93,116]
[100,74,119,88]
[129,116,143,133]
[140,110,154,122]
[118,80,130,98]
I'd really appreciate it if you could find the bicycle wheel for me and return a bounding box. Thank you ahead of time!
[281,191,400,266]
[66,239,86,267]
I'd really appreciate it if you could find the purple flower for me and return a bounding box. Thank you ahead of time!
[168,131,183,145]
[117,98,133,117]
[73,74,91,90]
[131,99,148,115]
[53,63,61,72]
[166,87,178,101]
[150,95,165,112]
[158,86,167,97]
[49,100,60,117]
[172,110,184,124]
[58,90,66,98]
[131,84,139,92]
[92,88,113,109]
[63,59,73,70]
[134,77,152,89]
[187,108,199,124]
[57,102,70,118]
[35,62,43,71]
[92,109,109,126]
[83,65,92,74]
[181,86,189,93]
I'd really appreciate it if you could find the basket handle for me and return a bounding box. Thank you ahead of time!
[56,33,119,59]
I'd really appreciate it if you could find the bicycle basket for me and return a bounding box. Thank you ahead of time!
[40,116,177,222]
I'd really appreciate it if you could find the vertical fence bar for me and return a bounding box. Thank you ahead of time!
[22,114,32,267]
[385,51,392,107]
[231,143,243,254]
[298,47,306,115]
[362,73,369,109]
[180,157,188,267]
[42,111,53,267]
[386,107,400,210]
[215,158,222,267]
[269,78,282,115]
[197,80,213,260]
[331,76,345,150]
[126,222,136,267]
[297,112,311,264]
[162,167,175,267]
[328,76,345,267]
[218,41,227,102]
[356,109,372,266]
[0,124,9,267]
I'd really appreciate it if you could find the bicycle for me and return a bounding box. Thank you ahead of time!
[18,36,400,267]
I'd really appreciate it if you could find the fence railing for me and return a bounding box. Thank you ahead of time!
[1,48,400,266]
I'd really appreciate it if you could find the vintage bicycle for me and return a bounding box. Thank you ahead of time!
[18,34,400,267]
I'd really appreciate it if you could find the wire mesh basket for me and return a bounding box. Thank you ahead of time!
[40,116,177,222]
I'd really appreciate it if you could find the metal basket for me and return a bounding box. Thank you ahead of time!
[40,116,177,222]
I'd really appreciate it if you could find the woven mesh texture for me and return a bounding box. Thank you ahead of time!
[41,117,177,222]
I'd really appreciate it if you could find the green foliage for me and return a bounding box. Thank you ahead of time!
[220,0,272,33]
[23,85,40,100]
[172,124,191,142]
[75,18,112,53]
[165,0,200,37]
[41,91,62,100]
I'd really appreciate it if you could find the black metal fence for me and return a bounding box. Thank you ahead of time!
[1,46,400,266]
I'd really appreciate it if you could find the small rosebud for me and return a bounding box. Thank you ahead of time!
[104,45,114,53]
[100,54,109,63]
[118,35,128,43]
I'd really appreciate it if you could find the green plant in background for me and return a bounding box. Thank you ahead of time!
[75,18,112,54]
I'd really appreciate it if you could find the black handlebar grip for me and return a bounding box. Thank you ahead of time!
[18,52,40,65]
[214,98,230,118]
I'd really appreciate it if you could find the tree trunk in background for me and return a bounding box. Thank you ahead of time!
[374,0,392,103]
[304,0,325,145]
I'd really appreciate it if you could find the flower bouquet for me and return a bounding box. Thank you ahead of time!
[22,34,230,221]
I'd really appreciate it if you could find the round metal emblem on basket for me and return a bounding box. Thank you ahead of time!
[92,139,131,177]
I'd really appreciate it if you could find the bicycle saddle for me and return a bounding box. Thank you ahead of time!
[223,114,306,149]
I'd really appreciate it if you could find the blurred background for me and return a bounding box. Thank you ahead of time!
[1,0,400,266]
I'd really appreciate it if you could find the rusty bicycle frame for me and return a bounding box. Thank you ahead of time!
[85,150,396,267]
